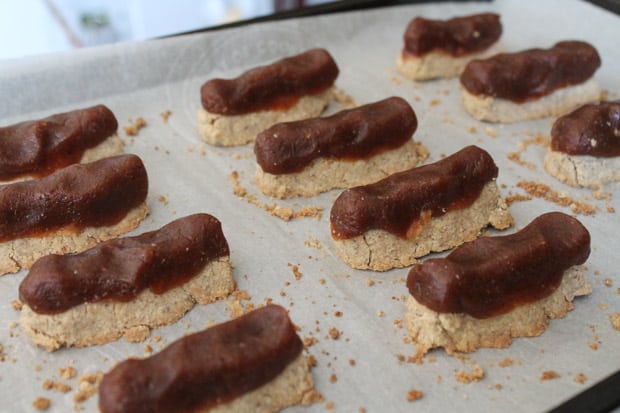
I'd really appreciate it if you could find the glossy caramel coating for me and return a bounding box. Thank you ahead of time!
[551,101,620,157]
[99,305,303,413]
[0,105,118,181]
[403,13,501,57]
[460,41,601,102]
[407,212,590,319]
[19,214,228,314]
[0,154,147,242]
[201,48,339,115]
[330,145,497,240]
[254,97,417,174]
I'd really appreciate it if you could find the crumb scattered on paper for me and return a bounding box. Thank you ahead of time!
[123,117,147,136]
[516,181,597,215]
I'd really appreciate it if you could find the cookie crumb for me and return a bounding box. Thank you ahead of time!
[485,126,498,138]
[10,300,23,311]
[160,110,172,123]
[498,358,514,368]
[329,373,338,383]
[516,180,597,215]
[540,370,560,381]
[59,366,77,380]
[604,278,613,287]
[609,313,620,331]
[123,117,147,136]
[455,364,485,383]
[73,372,104,403]
[574,373,587,384]
[289,264,303,280]
[33,397,51,411]
[328,327,340,340]
[406,389,424,402]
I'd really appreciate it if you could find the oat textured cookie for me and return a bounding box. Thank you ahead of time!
[544,101,620,188]
[0,105,123,184]
[0,154,148,275]
[406,212,591,356]
[460,41,601,123]
[254,97,428,198]
[19,214,234,351]
[98,305,316,413]
[396,13,502,80]
[198,48,338,146]
[330,146,512,271]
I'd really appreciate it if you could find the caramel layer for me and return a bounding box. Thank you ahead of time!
[551,101,620,157]
[403,13,501,57]
[407,212,590,318]
[201,48,339,115]
[19,214,228,314]
[254,97,417,174]
[330,145,498,240]
[0,105,118,181]
[0,154,148,242]
[99,305,303,413]
[460,41,601,102]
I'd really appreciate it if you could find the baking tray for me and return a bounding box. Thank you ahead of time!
[0,1,619,411]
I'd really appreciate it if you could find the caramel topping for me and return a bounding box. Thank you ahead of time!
[460,41,601,102]
[0,154,147,242]
[0,105,118,181]
[403,13,501,57]
[551,101,620,157]
[407,212,590,319]
[19,214,228,314]
[330,145,497,240]
[98,305,303,413]
[254,97,417,174]
[201,48,339,115]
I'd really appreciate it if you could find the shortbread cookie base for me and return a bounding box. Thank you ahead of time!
[208,354,316,413]
[405,266,591,356]
[544,150,620,188]
[197,88,334,146]
[0,202,148,276]
[255,140,429,199]
[0,134,124,186]
[396,45,500,81]
[333,181,512,271]
[21,256,234,351]
[461,78,600,123]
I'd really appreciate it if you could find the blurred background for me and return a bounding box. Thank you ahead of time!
[0,0,336,60]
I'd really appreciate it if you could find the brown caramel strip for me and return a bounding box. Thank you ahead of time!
[330,145,498,239]
[200,48,339,115]
[460,41,601,103]
[403,13,501,57]
[99,305,303,413]
[407,212,590,319]
[0,105,118,181]
[0,154,148,242]
[19,213,229,315]
[551,101,620,157]
[254,97,417,174]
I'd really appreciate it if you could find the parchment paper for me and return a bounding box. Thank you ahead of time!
[0,1,619,411]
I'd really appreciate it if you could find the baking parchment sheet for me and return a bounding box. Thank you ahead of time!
[1,1,619,411]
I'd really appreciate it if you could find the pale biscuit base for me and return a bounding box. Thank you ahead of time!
[0,134,125,186]
[255,140,429,199]
[21,256,234,351]
[544,150,620,188]
[461,78,600,123]
[197,88,334,146]
[333,181,513,271]
[208,354,316,413]
[405,266,592,356]
[0,202,148,276]
[396,45,500,81]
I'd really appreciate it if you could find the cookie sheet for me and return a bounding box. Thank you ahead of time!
[1,1,619,411]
